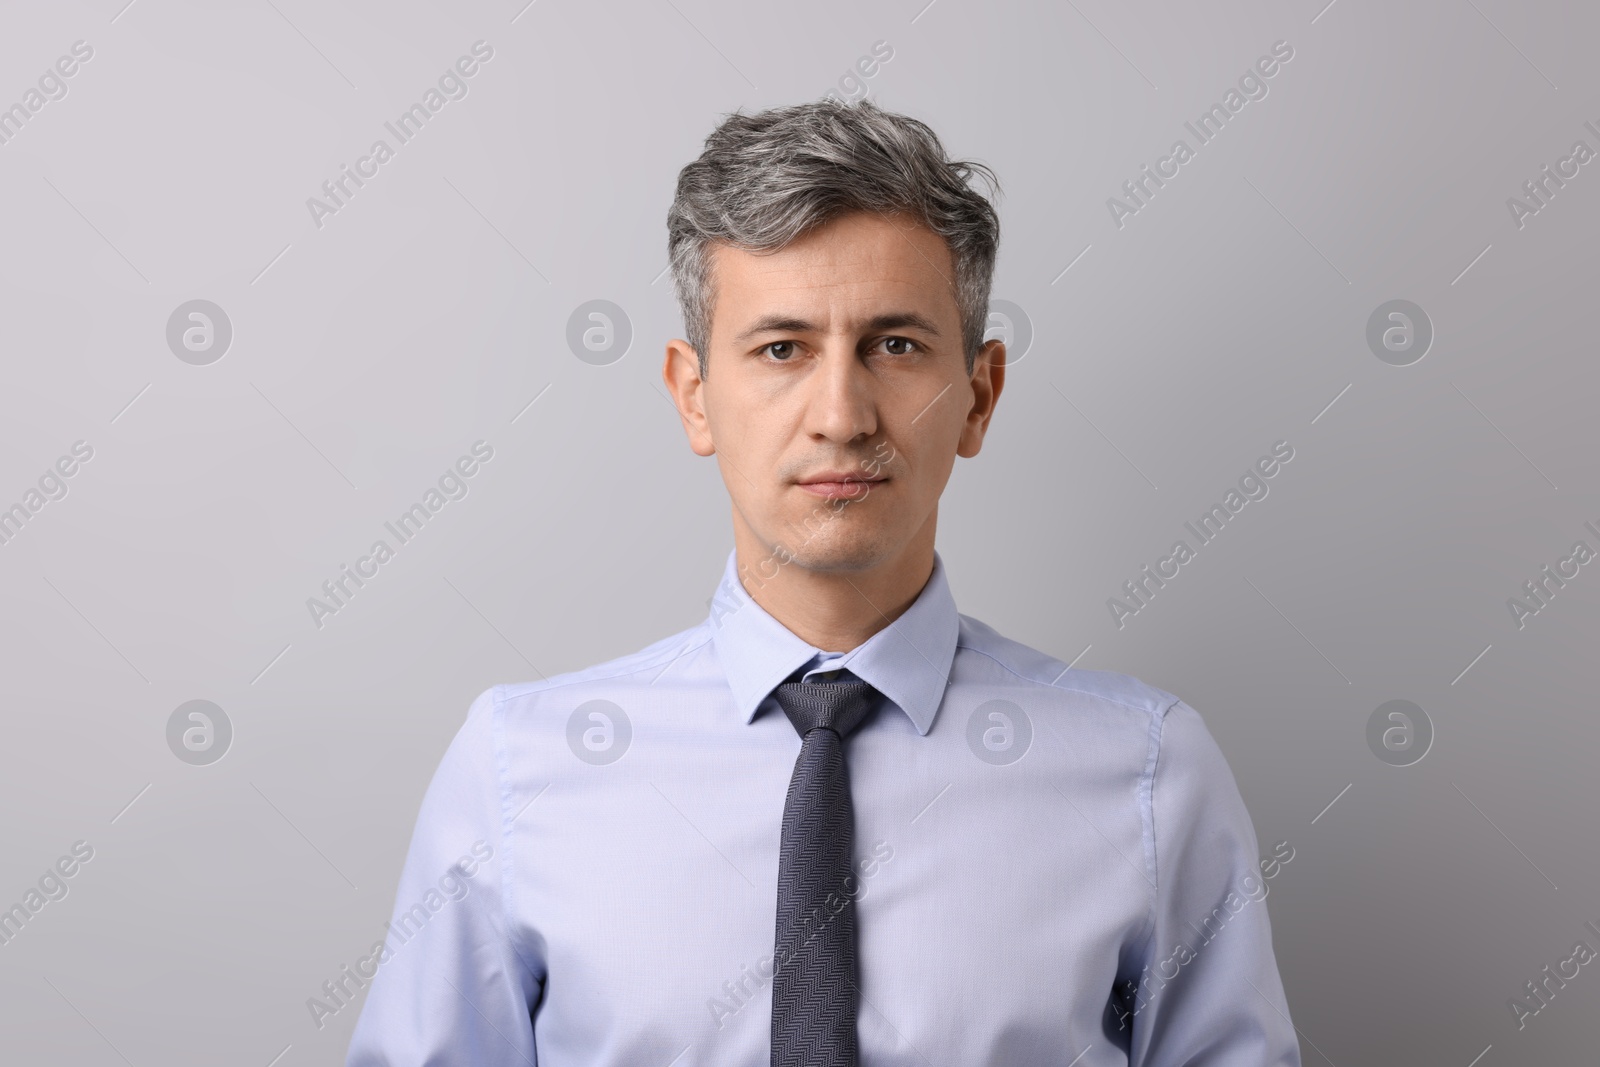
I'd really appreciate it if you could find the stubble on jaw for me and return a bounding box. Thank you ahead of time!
[746,485,898,580]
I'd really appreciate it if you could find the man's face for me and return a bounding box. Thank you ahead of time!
[663,210,1004,578]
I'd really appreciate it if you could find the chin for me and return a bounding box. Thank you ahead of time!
[772,529,898,575]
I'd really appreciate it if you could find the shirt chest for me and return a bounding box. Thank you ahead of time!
[500,709,1153,1064]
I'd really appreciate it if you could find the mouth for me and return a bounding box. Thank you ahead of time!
[794,474,888,501]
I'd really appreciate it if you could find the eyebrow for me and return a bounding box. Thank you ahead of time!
[732,311,944,345]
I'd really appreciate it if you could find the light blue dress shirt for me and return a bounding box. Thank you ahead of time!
[346,548,1301,1065]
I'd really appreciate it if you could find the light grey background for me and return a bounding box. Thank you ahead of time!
[1,0,1596,1063]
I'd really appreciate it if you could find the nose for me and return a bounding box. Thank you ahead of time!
[802,342,878,444]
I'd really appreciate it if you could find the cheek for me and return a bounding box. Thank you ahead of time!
[722,418,780,469]
[708,417,780,497]
[904,447,951,495]
[892,425,961,500]
[890,401,961,465]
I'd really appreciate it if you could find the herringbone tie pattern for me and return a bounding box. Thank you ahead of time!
[770,674,881,1067]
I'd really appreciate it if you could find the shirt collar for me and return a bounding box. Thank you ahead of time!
[706,548,959,736]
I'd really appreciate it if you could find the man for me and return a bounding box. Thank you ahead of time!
[347,99,1301,1065]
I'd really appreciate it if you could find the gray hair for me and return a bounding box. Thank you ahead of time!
[667,98,1001,378]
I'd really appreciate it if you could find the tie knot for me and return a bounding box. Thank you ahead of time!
[770,677,881,740]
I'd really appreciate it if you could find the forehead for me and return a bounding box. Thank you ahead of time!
[706,211,957,340]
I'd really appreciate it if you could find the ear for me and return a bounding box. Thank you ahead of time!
[957,338,1006,458]
[663,339,716,457]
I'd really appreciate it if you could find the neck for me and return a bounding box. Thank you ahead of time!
[733,519,936,653]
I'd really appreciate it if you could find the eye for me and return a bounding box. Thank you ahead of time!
[759,341,798,362]
[879,336,919,356]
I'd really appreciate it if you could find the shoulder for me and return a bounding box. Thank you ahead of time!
[953,611,1182,727]
[482,620,715,716]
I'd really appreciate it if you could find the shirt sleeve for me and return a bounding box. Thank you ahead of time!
[1125,698,1302,1066]
[346,685,542,1066]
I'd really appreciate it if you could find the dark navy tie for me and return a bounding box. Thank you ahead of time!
[769,672,881,1067]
